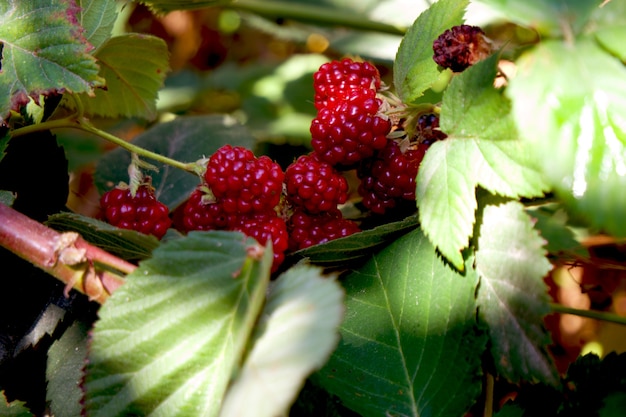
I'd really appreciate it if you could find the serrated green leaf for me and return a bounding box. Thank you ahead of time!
[45,212,159,261]
[474,0,597,37]
[220,265,344,417]
[475,200,557,385]
[508,38,626,237]
[79,0,118,51]
[47,321,90,417]
[315,228,487,417]
[393,0,468,104]
[417,53,549,269]
[139,0,234,13]
[526,205,589,259]
[83,231,272,417]
[0,392,33,417]
[289,213,419,266]
[0,0,103,123]
[69,34,169,120]
[94,114,256,210]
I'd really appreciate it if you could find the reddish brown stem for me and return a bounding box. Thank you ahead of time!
[0,203,132,304]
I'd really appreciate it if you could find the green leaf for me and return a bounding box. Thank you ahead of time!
[475,200,557,385]
[417,54,549,269]
[79,0,118,51]
[393,0,468,104]
[70,34,170,120]
[289,213,419,266]
[47,321,90,417]
[315,228,486,417]
[83,231,272,417]
[220,265,344,417]
[508,38,626,237]
[45,212,159,261]
[595,26,626,62]
[474,0,597,37]
[138,0,234,13]
[526,204,589,259]
[94,114,256,210]
[0,0,103,123]
[0,392,33,417]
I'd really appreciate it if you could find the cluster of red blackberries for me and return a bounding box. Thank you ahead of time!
[100,53,455,272]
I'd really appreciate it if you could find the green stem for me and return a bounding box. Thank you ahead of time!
[226,0,406,36]
[550,303,626,326]
[11,117,200,175]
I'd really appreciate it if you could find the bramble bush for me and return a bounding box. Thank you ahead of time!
[1,0,626,416]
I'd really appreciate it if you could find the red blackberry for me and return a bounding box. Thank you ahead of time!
[204,145,284,214]
[100,183,172,239]
[288,208,360,251]
[181,187,237,232]
[310,86,391,167]
[357,140,429,214]
[416,113,447,144]
[313,58,382,110]
[233,211,289,272]
[433,25,492,72]
[284,153,349,213]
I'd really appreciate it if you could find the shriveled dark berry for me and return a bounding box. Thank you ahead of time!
[204,145,284,214]
[287,208,360,251]
[285,153,349,213]
[310,87,391,167]
[433,24,492,72]
[416,113,448,144]
[233,211,289,272]
[181,188,237,232]
[313,58,381,110]
[357,140,429,214]
[100,184,171,239]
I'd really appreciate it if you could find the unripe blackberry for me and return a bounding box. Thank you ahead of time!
[357,140,429,214]
[100,183,171,239]
[310,87,391,167]
[181,188,237,232]
[287,208,360,251]
[285,153,349,213]
[233,211,289,272]
[204,145,284,214]
[313,58,381,110]
[433,24,492,72]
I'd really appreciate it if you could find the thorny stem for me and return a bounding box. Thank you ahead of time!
[550,303,626,326]
[0,202,131,304]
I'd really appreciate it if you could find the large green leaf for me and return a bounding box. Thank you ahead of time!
[83,231,272,417]
[94,114,256,210]
[79,0,118,51]
[220,265,344,417]
[474,0,598,37]
[475,200,557,385]
[70,34,170,120]
[417,54,549,269]
[0,0,103,123]
[315,228,486,417]
[508,38,626,237]
[393,0,468,104]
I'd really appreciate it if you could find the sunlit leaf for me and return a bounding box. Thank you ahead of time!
[393,0,468,104]
[220,265,344,417]
[475,200,557,385]
[94,114,256,210]
[83,231,272,417]
[417,53,549,269]
[79,0,118,51]
[508,38,626,237]
[47,321,90,417]
[0,0,103,123]
[315,228,486,417]
[68,34,169,120]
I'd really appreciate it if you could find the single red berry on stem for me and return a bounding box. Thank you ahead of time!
[287,208,360,251]
[100,183,172,239]
[233,211,289,272]
[285,153,349,214]
[181,188,238,232]
[313,58,382,110]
